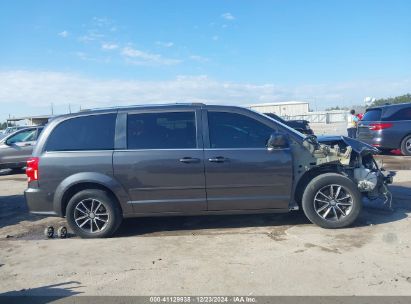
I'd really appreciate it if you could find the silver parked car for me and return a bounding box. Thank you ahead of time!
[0,126,43,171]
[0,125,35,140]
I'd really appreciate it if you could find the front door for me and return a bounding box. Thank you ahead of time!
[113,109,207,213]
[204,109,293,211]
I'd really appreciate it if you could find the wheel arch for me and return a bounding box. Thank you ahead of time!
[294,164,345,206]
[53,172,131,217]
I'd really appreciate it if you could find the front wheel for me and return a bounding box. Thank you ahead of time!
[302,173,362,228]
[66,189,122,238]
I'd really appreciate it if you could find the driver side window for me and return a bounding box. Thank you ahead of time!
[208,111,273,148]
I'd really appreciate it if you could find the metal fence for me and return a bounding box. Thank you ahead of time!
[283,111,349,124]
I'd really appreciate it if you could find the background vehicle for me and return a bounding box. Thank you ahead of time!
[264,113,314,135]
[357,103,411,155]
[25,104,391,238]
[0,126,44,171]
[0,126,34,140]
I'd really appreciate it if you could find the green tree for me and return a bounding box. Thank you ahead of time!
[325,106,349,111]
[371,93,411,106]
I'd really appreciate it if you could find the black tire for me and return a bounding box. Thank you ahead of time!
[400,135,411,156]
[302,173,362,228]
[66,189,122,238]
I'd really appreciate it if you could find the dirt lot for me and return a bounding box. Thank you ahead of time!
[0,156,410,296]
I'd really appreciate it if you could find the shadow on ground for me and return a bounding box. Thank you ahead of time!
[115,211,310,237]
[0,281,82,303]
[0,193,43,229]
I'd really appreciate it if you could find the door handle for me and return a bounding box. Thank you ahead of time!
[24,143,32,146]
[208,156,226,163]
[179,157,200,163]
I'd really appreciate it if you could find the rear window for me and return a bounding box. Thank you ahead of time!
[45,114,116,151]
[361,109,382,121]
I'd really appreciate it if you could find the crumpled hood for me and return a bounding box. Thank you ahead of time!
[317,135,380,155]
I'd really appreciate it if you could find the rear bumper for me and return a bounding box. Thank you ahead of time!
[24,187,58,216]
[357,135,398,150]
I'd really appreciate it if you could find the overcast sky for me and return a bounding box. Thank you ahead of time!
[0,0,410,121]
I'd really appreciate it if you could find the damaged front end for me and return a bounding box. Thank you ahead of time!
[303,135,394,209]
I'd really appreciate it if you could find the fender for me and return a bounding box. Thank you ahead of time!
[53,172,132,216]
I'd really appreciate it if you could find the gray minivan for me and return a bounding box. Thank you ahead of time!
[25,104,393,238]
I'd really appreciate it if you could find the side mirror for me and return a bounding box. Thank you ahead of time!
[267,132,289,150]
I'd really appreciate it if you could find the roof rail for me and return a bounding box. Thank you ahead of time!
[86,102,206,111]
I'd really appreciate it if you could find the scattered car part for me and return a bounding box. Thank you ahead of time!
[57,226,68,239]
[44,226,54,238]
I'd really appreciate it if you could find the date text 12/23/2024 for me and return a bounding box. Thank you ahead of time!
[150,297,256,303]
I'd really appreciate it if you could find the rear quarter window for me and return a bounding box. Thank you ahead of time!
[383,106,411,121]
[45,114,116,151]
[362,109,382,121]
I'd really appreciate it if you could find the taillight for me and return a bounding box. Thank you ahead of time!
[26,157,39,182]
[369,123,393,131]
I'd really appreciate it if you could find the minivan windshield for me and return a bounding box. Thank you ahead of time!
[362,109,382,121]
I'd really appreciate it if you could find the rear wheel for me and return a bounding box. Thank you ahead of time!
[400,135,411,156]
[66,189,122,238]
[302,173,362,228]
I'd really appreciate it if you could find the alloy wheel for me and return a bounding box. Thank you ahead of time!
[74,198,110,233]
[313,184,354,222]
[406,138,411,154]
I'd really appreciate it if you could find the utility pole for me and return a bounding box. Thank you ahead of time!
[51,103,54,115]
[68,104,72,114]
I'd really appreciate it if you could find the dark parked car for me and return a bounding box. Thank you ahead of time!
[357,103,411,155]
[25,104,392,238]
[0,126,43,171]
[264,113,313,135]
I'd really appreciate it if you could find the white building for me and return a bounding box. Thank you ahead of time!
[249,101,309,117]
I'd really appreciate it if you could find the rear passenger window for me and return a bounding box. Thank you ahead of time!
[127,112,196,149]
[45,114,116,151]
[208,111,273,148]
[385,107,411,121]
